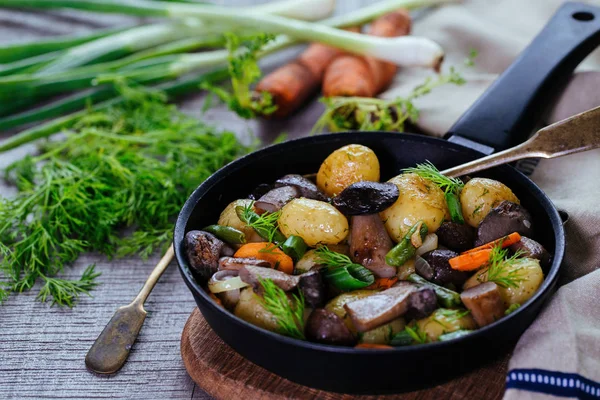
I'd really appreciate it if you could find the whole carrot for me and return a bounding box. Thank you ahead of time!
[255,27,360,118]
[323,10,411,98]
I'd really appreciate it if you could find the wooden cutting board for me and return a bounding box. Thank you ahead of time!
[181,308,510,400]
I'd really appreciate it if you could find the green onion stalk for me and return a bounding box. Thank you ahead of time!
[3,0,445,68]
[0,0,453,104]
[33,0,332,74]
[0,68,229,153]
[0,35,227,131]
[0,25,130,63]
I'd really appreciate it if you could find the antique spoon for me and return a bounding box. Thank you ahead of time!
[441,105,600,177]
[85,245,174,374]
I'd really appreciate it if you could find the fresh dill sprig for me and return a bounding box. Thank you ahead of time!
[435,308,471,323]
[483,245,526,289]
[240,202,282,243]
[202,33,277,119]
[312,66,466,134]
[37,265,101,308]
[258,278,305,340]
[405,325,428,344]
[403,161,464,195]
[315,246,355,269]
[0,84,249,306]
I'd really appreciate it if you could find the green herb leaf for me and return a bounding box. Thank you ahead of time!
[403,161,464,195]
[37,265,101,308]
[238,202,283,243]
[0,84,249,306]
[313,66,466,134]
[258,278,305,340]
[315,246,356,269]
[484,245,526,289]
[203,33,277,119]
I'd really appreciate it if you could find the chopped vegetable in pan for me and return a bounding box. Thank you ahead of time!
[185,144,549,346]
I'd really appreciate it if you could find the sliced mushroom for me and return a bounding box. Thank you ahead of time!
[460,282,506,327]
[248,183,273,200]
[185,230,230,282]
[274,174,328,201]
[475,201,533,246]
[254,186,300,214]
[418,250,470,286]
[218,257,272,271]
[349,214,396,278]
[239,265,300,292]
[344,282,416,332]
[404,287,437,321]
[436,221,475,252]
[509,236,551,268]
[305,308,356,346]
[332,181,399,215]
[298,269,325,308]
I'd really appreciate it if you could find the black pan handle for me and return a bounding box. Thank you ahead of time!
[446,2,600,151]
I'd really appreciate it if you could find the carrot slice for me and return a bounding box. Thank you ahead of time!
[234,242,294,275]
[365,277,398,290]
[355,344,394,349]
[449,249,493,271]
[462,232,522,255]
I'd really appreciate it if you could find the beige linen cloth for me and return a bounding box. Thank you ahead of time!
[383,0,600,398]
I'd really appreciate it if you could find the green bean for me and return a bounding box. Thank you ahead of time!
[445,192,465,224]
[385,221,428,267]
[203,225,246,244]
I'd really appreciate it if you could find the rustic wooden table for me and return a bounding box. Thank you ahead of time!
[0,1,372,399]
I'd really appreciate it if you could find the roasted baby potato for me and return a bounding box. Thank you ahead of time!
[234,287,279,332]
[218,199,263,242]
[460,178,520,227]
[463,258,543,306]
[381,173,449,242]
[415,308,476,342]
[317,144,380,197]
[359,318,406,345]
[279,198,349,247]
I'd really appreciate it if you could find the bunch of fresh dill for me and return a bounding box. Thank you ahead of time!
[0,84,249,307]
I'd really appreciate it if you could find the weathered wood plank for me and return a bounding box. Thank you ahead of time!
[0,1,368,399]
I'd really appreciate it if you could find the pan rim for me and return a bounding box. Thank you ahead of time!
[174,131,565,355]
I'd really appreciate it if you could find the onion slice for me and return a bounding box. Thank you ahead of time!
[208,271,250,293]
[416,233,438,256]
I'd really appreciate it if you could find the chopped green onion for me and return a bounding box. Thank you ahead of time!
[0,25,130,63]
[203,225,246,245]
[4,0,444,68]
[281,235,307,261]
[324,263,375,291]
